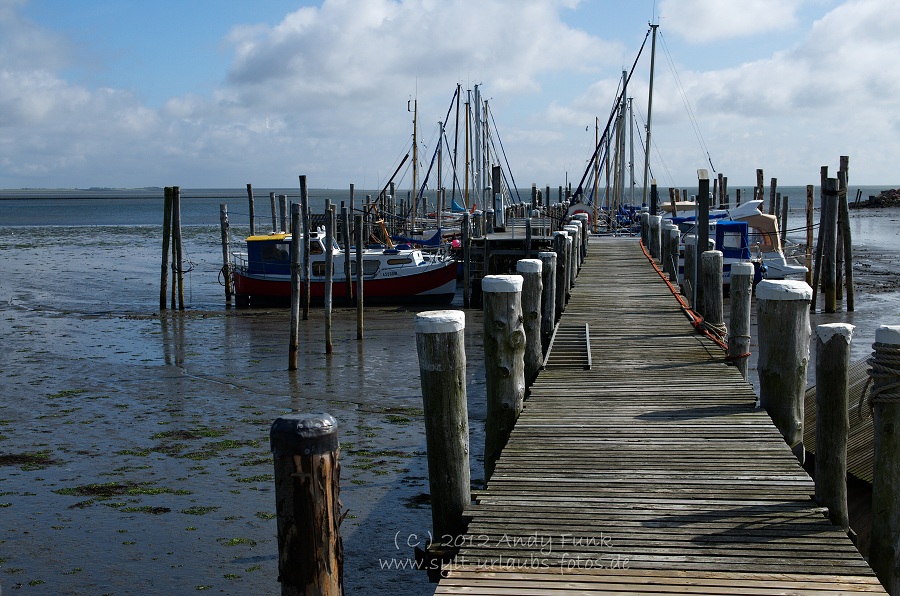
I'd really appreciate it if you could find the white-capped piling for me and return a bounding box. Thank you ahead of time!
[538,251,557,351]
[814,323,854,532]
[516,259,543,386]
[662,223,679,282]
[870,325,900,595]
[482,274,526,484]
[648,215,662,261]
[700,250,724,332]
[552,232,568,319]
[414,311,471,542]
[270,413,342,595]
[757,280,812,462]
[727,262,753,380]
[564,225,579,285]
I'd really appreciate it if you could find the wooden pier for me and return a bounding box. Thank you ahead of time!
[435,238,884,594]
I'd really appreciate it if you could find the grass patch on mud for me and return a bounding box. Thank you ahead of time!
[0,450,61,471]
[53,481,192,500]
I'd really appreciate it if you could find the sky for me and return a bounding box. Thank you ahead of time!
[1,0,899,190]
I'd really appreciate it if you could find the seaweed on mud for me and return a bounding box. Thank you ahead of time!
[0,450,60,470]
[119,505,171,514]
[53,481,192,498]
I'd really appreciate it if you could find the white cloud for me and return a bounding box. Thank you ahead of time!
[659,0,804,43]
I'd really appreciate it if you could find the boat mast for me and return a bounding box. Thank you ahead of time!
[437,120,443,229]
[465,97,470,207]
[484,98,491,209]
[629,96,635,205]
[593,116,600,231]
[473,85,482,210]
[411,98,418,221]
[452,83,460,204]
[642,23,658,206]
[619,71,627,210]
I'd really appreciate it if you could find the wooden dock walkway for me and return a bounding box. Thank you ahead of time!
[435,238,884,594]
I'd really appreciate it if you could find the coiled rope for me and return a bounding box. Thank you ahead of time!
[639,238,749,360]
[857,342,900,420]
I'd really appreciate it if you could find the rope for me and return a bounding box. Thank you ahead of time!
[858,342,900,420]
[639,239,735,354]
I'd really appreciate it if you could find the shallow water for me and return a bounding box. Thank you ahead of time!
[0,200,897,594]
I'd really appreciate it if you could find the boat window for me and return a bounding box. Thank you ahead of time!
[308,241,324,255]
[261,243,290,263]
[312,262,332,277]
[386,257,412,265]
[350,260,381,276]
[722,232,743,251]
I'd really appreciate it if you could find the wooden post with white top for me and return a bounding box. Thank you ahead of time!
[517,259,543,386]
[483,275,526,485]
[728,261,753,380]
[757,280,812,463]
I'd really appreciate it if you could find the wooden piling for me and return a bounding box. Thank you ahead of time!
[482,275,526,484]
[553,232,568,319]
[414,310,471,542]
[160,187,172,311]
[341,203,352,301]
[517,259,543,386]
[822,178,839,314]
[869,325,900,595]
[246,183,256,236]
[814,323,854,532]
[728,262,753,380]
[538,251,557,351]
[683,234,697,308]
[838,169,855,312]
[806,185,814,286]
[780,195,789,247]
[648,215,662,261]
[735,187,741,207]
[289,204,302,372]
[755,169,764,215]
[640,211,650,247]
[696,173,710,311]
[354,213,364,340]
[811,167,828,310]
[172,186,185,311]
[757,280,812,462]
[270,413,343,595]
[769,177,778,215]
[700,250,724,331]
[324,208,334,355]
[279,194,288,233]
[219,203,232,303]
[300,176,311,321]
[270,191,278,233]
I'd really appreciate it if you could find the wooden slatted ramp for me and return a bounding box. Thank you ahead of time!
[435,237,884,595]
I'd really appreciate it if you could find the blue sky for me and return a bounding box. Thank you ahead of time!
[2,0,898,189]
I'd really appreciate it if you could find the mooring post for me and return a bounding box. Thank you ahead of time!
[324,208,334,355]
[806,184,814,286]
[516,259,543,386]
[482,275,526,485]
[757,280,812,462]
[682,234,696,307]
[822,178,839,313]
[341,203,352,302]
[219,203,232,303]
[269,191,278,233]
[870,325,900,595]
[640,210,650,247]
[564,225,579,284]
[648,215,662,261]
[552,231,568,319]
[814,323,854,532]
[728,262,753,380]
[289,204,302,371]
[538,251,557,352]
[299,176,311,320]
[270,413,343,596]
[573,213,589,258]
[246,183,256,236]
[838,169,855,312]
[564,231,575,295]
[279,194,288,233]
[160,187,172,311]
[662,223,679,282]
[700,250,724,330]
[473,211,484,238]
[354,213,364,340]
[414,311,471,543]
[172,186,185,310]
[485,208,495,233]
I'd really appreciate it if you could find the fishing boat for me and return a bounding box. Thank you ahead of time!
[231,228,457,307]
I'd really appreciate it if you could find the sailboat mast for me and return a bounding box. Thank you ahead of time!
[629,97,635,205]
[593,116,599,232]
[465,98,470,207]
[473,85,482,209]
[452,83,460,203]
[642,23,658,205]
[411,98,418,220]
